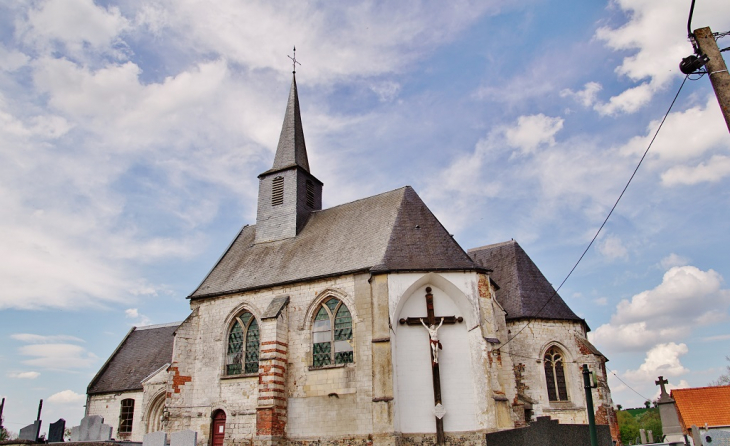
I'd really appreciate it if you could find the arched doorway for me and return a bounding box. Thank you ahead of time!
[211,410,226,446]
[145,393,166,433]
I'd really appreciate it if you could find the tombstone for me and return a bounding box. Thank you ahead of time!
[143,431,167,446]
[73,415,113,441]
[18,420,41,441]
[655,376,685,443]
[170,430,197,446]
[701,429,730,446]
[48,418,66,442]
[639,428,647,444]
[647,430,653,443]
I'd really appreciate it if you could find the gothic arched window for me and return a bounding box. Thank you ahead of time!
[544,346,569,401]
[312,297,353,367]
[226,311,260,375]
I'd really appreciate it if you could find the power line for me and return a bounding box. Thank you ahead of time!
[607,366,652,403]
[497,75,690,352]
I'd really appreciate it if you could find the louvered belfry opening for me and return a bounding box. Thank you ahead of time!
[271,176,284,206]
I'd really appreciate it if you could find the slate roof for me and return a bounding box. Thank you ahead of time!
[87,323,179,395]
[190,186,481,299]
[262,75,310,176]
[468,240,583,324]
[672,386,730,430]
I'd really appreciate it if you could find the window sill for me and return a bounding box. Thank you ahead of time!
[544,401,580,411]
[308,363,354,371]
[220,372,258,380]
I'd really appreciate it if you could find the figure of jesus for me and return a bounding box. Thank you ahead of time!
[420,317,444,365]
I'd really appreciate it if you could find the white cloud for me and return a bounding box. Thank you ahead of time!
[598,234,628,261]
[47,389,85,404]
[591,265,730,351]
[19,0,130,57]
[125,308,139,318]
[505,114,564,155]
[594,297,608,306]
[8,371,40,379]
[11,334,84,344]
[624,342,689,382]
[660,253,690,270]
[560,82,602,107]
[592,0,730,115]
[19,343,98,370]
[662,155,730,187]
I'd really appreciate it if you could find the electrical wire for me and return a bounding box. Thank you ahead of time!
[607,366,652,403]
[496,75,690,353]
[687,0,697,40]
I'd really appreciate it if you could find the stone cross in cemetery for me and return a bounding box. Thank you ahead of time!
[399,287,463,445]
[18,399,43,441]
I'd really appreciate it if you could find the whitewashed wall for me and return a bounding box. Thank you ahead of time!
[87,390,144,441]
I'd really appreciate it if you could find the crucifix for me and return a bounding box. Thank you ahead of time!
[399,286,463,445]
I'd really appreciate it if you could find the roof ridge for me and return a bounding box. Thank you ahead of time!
[468,239,516,252]
[311,186,410,214]
[136,321,182,330]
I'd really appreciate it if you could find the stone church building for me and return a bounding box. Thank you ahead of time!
[85,75,618,445]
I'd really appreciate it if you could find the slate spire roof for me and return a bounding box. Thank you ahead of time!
[468,240,584,325]
[264,74,309,175]
[190,186,482,299]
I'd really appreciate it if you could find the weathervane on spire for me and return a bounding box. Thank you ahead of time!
[288,46,301,74]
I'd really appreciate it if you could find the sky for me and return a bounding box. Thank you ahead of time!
[1,0,730,436]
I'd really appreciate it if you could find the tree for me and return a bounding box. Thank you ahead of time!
[0,427,14,441]
[637,409,663,440]
[618,410,639,445]
[709,356,730,386]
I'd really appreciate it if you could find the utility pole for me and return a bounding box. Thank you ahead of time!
[694,27,730,133]
[582,364,599,446]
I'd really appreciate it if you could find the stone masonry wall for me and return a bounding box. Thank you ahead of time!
[86,390,144,442]
[504,319,612,428]
[168,273,374,446]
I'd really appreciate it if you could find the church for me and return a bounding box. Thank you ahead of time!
[85,74,618,446]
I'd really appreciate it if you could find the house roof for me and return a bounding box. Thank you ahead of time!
[87,323,180,395]
[467,240,584,324]
[190,186,482,299]
[672,385,730,430]
[261,74,310,176]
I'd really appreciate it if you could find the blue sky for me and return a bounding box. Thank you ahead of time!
[1,0,730,435]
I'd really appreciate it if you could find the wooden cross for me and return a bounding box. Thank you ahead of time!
[399,287,463,445]
[288,46,301,74]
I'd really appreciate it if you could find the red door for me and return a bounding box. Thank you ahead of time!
[212,410,226,446]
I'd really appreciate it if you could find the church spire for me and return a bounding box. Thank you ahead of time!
[270,74,310,173]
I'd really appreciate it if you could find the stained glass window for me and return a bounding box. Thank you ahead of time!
[544,346,569,401]
[312,298,353,367]
[226,311,260,375]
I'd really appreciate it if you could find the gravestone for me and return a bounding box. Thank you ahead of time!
[701,429,730,446]
[143,431,167,446]
[18,420,41,441]
[647,430,653,443]
[639,428,647,444]
[170,430,197,446]
[48,418,66,442]
[655,376,685,444]
[71,415,113,441]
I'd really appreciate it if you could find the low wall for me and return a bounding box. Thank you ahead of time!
[485,416,613,446]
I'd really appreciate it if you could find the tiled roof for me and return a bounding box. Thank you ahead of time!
[467,240,583,324]
[87,323,179,395]
[190,186,481,298]
[672,386,730,430]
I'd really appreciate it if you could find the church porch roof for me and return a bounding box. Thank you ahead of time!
[87,322,180,395]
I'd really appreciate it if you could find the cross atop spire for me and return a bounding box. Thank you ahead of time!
[288,46,301,74]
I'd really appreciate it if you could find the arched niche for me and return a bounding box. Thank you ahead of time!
[392,276,478,434]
